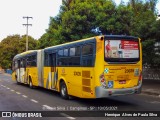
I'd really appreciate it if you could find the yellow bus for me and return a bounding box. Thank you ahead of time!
[12,35,142,99]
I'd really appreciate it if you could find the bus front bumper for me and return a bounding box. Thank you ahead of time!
[95,83,142,98]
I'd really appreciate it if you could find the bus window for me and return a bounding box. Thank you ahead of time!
[64,49,69,56]
[82,44,93,55]
[105,39,140,62]
[44,53,49,66]
[15,61,18,69]
[26,55,37,67]
[70,48,75,56]
[58,50,63,57]
[82,44,94,66]
[69,46,80,66]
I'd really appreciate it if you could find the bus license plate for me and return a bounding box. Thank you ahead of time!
[119,80,126,84]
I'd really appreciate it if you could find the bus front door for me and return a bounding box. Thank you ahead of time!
[49,53,57,89]
[16,60,21,82]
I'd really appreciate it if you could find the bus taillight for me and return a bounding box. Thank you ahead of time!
[137,71,142,85]
[139,71,142,81]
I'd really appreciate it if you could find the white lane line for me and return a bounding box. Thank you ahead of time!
[7,87,10,89]
[60,113,76,120]
[3,85,6,87]
[16,92,21,95]
[150,101,160,104]
[42,105,55,111]
[31,99,38,103]
[11,89,15,92]
[22,95,28,98]
[1,85,4,87]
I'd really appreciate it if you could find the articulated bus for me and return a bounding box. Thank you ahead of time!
[12,35,142,99]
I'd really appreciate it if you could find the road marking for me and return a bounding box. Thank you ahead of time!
[31,99,38,103]
[11,89,15,92]
[16,92,21,95]
[3,85,6,87]
[7,87,10,90]
[60,113,76,120]
[150,101,160,104]
[22,95,28,98]
[42,105,54,110]
[1,85,4,87]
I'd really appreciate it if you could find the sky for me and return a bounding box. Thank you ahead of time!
[0,0,159,41]
[0,0,62,41]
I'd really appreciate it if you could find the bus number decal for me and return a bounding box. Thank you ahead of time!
[125,69,134,73]
[74,71,81,76]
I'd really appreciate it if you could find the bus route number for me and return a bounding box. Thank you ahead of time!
[125,69,134,73]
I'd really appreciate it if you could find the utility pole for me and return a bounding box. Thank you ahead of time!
[23,16,33,51]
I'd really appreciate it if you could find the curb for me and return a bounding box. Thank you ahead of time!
[142,90,160,97]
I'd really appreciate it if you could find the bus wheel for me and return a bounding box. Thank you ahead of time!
[29,77,33,89]
[60,81,69,99]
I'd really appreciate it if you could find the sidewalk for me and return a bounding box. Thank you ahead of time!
[142,79,160,96]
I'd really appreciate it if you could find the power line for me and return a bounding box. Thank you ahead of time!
[22,16,33,51]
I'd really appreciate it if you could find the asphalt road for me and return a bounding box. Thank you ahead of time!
[0,73,160,120]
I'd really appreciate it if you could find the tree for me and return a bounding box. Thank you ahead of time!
[38,33,51,48]
[127,0,159,67]
[0,35,38,69]
[38,0,160,67]
[45,0,118,44]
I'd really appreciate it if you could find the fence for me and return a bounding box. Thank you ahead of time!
[143,68,160,80]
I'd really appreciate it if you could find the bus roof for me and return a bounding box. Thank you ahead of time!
[104,35,139,40]
[13,35,139,60]
[13,50,38,60]
[44,35,139,51]
[44,36,96,51]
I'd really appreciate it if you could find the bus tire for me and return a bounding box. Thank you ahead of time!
[29,77,33,89]
[60,81,69,99]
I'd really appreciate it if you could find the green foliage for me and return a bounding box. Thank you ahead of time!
[0,35,38,69]
[43,0,118,45]
[37,33,50,49]
[127,0,160,68]
[38,0,160,67]
[142,40,155,65]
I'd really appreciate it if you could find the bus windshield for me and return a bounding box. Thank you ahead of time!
[105,39,140,62]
